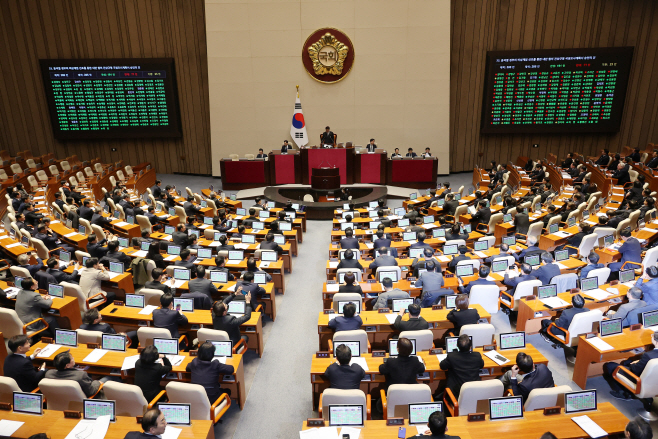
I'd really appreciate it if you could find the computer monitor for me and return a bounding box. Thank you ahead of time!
[567,216,577,227]
[82,257,89,266]
[388,338,416,356]
[403,232,417,241]
[261,251,278,262]
[600,318,622,337]
[548,223,559,235]
[117,237,129,248]
[445,295,458,309]
[537,284,557,299]
[158,403,191,426]
[168,208,176,217]
[455,264,474,277]
[258,210,270,219]
[83,399,116,421]
[564,390,597,414]
[489,396,524,420]
[619,269,635,283]
[253,273,267,285]
[524,254,540,267]
[285,211,296,219]
[443,244,458,255]
[377,270,399,282]
[397,218,410,227]
[391,298,414,313]
[503,214,512,223]
[499,332,526,350]
[173,268,191,281]
[164,225,175,235]
[433,228,446,238]
[228,250,244,261]
[227,301,246,315]
[491,259,508,273]
[13,392,43,415]
[454,193,461,201]
[408,403,443,425]
[197,248,212,260]
[267,201,275,209]
[125,294,145,308]
[210,340,233,358]
[445,336,472,353]
[55,329,77,348]
[340,223,352,231]
[167,245,181,256]
[474,240,489,251]
[342,211,354,219]
[187,230,198,240]
[368,211,379,220]
[252,222,265,230]
[581,276,598,291]
[502,236,516,246]
[126,216,135,225]
[462,224,471,233]
[153,338,179,356]
[554,249,569,262]
[368,201,378,209]
[603,235,614,247]
[328,405,364,427]
[424,215,435,224]
[337,301,361,314]
[48,284,64,298]
[109,262,123,274]
[203,217,214,226]
[408,248,424,259]
[242,234,256,244]
[436,199,445,207]
[417,269,427,277]
[173,298,194,312]
[394,208,405,216]
[20,235,29,247]
[236,208,246,216]
[292,203,300,211]
[642,310,658,329]
[102,334,126,352]
[409,192,417,200]
[332,341,361,358]
[60,251,71,264]
[140,241,151,251]
[534,202,542,212]
[210,270,228,283]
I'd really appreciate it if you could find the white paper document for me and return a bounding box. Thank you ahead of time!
[484,350,510,365]
[556,262,569,270]
[64,232,79,238]
[587,336,614,352]
[339,427,361,439]
[583,288,611,301]
[572,415,608,438]
[365,242,374,249]
[328,261,339,268]
[437,256,450,262]
[349,357,369,371]
[416,425,431,435]
[164,255,178,261]
[436,354,447,362]
[539,297,570,308]
[121,354,140,370]
[640,227,658,234]
[131,250,148,258]
[5,287,21,299]
[384,313,398,324]
[259,262,270,268]
[162,426,183,439]
[138,305,159,315]
[326,284,340,292]
[65,415,110,439]
[170,279,186,288]
[0,420,24,436]
[83,349,108,363]
[473,251,488,258]
[422,224,435,229]
[6,243,21,248]
[234,243,251,250]
[165,355,185,367]
[113,221,129,227]
[36,344,63,358]
[107,272,122,280]
[553,231,572,238]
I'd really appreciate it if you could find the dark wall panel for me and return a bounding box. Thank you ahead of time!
[0,0,211,175]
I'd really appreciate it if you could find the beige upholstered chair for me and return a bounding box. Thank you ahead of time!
[39,378,102,411]
[141,288,165,307]
[103,381,164,417]
[459,324,495,348]
[399,330,434,351]
[382,384,432,419]
[0,377,22,403]
[319,389,371,421]
[524,385,572,411]
[165,382,230,423]
[328,330,370,354]
[469,284,500,314]
[197,328,247,354]
[444,380,503,416]
[331,293,363,312]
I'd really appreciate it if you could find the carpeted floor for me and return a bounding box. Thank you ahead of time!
[153,172,655,438]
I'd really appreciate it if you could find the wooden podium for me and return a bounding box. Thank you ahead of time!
[311,167,340,190]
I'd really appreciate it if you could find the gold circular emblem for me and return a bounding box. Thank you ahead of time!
[302,28,355,84]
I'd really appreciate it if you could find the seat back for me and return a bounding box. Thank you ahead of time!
[0,169,9,181]
[137,327,172,346]
[61,281,90,313]
[91,224,106,243]
[321,389,366,421]
[459,324,495,348]
[508,279,543,310]
[629,169,639,183]
[469,285,500,314]
[524,385,572,411]
[78,219,92,237]
[546,215,561,229]
[36,170,48,182]
[0,308,25,340]
[453,205,467,220]
[386,384,431,419]
[109,176,117,187]
[39,378,86,411]
[103,381,148,416]
[456,259,480,271]
[244,153,255,160]
[477,236,495,248]
[577,234,598,257]
[375,266,402,283]
[0,377,21,403]
[628,210,641,231]
[136,215,152,233]
[526,222,543,242]
[229,154,239,161]
[27,175,38,191]
[49,165,59,176]
[174,205,187,223]
[124,165,134,176]
[615,219,631,239]
[593,227,615,246]
[140,288,165,307]
[587,267,611,285]
[116,170,126,181]
[333,330,369,354]
[643,247,658,269]
[336,268,363,282]
[485,213,504,234]
[331,293,363,311]
[75,329,103,344]
[457,380,503,416]
[75,251,90,263]
[94,163,103,173]
[564,309,604,347]
[399,330,434,351]
[10,266,33,281]
[10,163,22,174]
[146,260,157,280]
[197,328,230,343]
[444,239,466,248]
[636,359,658,398]
[550,273,578,293]
[165,382,211,420]
[60,161,71,172]
[85,167,94,178]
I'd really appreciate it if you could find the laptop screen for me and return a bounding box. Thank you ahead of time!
[370,221,382,229]
[164,225,175,235]
[197,248,212,259]
[537,284,557,299]
[117,237,129,248]
[242,234,256,244]
[102,334,126,352]
[389,338,416,356]
[125,294,145,308]
[341,223,352,231]
[141,241,151,251]
[369,201,378,208]
[227,301,246,315]
[603,235,614,247]
[524,254,540,267]
[408,248,424,259]
[455,264,474,277]
[55,329,77,347]
[397,218,409,227]
[391,298,414,313]
[409,403,443,425]
[445,295,457,309]
[337,301,361,314]
[153,338,179,356]
[252,222,265,230]
[619,269,635,283]
[445,336,472,353]
[499,332,526,350]
[253,273,267,284]
[377,270,399,282]
[210,340,233,358]
[48,284,64,298]
[554,249,569,262]
[394,208,405,216]
[228,250,244,261]
[489,396,523,420]
[109,262,123,274]
[261,251,277,262]
[548,223,559,234]
[433,228,446,238]
[236,208,246,216]
[565,390,597,414]
[642,310,658,329]
[474,240,488,251]
[333,341,360,358]
[368,211,379,219]
[403,232,417,241]
[13,392,43,415]
[600,318,622,337]
[173,298,194,312]
[210,270,228,283]
[581,276,598,291]
[503,214,512,223]
[328,405,364,427]
[492,259,508,273]
[158,403,191,425]
[409,193,417,200]
[443,244,457,255]
[60,251,71,263]
[424,215,435,224]
[83,399,116,421]
[567,216,577,227]
[258,210,270,219]
[167,245,181,255]
[173,268,191,281]
[267,201,275,209]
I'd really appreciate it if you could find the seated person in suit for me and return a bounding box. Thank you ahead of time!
[172,224,189,248]
[439,334,484,399]
[647,149,658,169]
[411,247,437,277]
[458,265,496,295]
[540,294,587,339]
[45,351,101,397]
[579,251,605,279]
[125,408,168,439]
[242,208,259,228]
[145,268,172,294]
[366,138,377,152]
[214,255,236,281]
[256,148,267,158]
[105,239,132,271]
[80,308,138,347]
[446,294,480,336]
[415,260,444,294]
[411,412,459,439]
[502,263,536,295]
[373,277,409,309]
[240,257,270,282]
[379,337,424,388]
[530,251,561,284]
[337,249,363,271]
[484,243,518,264]
[174,249,197,278]
[422,147,431,157]
[517,236,541,259]
[212,291,252,345]
[4,335,46,392]
[406,148,417,158]
[443,193,459,217]
[324,343,366,390]
[604,331,658,400]
[393,303,429,331]
[410,232,433,251]
[612,162,631,187]
[152,293,188,343]
[234,272,265,310]
[260,232,283,255]
[340,228,359,250]
[281,140,292,153]
[634,266,658,305]
[134,345,172,403]
[186,342,234,403]
[328,302,362,332]
[15,278,59,339]
[447,245,470,273]
[541,205,560,228]
[607,287,646,326]
[377,209,392,228]
[470,200,492,228]
[16,252,44,278]
[508,353,555,402]
[609,229,643,273]
[321,127,335,147]
[445,223,469,242]
[368,247,397,272]
[187,266,219,300]
[338,272,363,296]
[391,148,402,158]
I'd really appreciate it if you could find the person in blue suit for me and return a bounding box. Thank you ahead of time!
[415,260,444,294]
[579,251,605,279]
[530,252,562,284]
[517,236,541,260]
[635,266,658,305]
[458,265,496,295]
[328,302,362,332]
[340,228,360,250]
[603,331,658,400]
[484,243,519,264]
[373,229,398,258]
[502,263,536,295]
[410,232,433,251]
[609,230,643,273]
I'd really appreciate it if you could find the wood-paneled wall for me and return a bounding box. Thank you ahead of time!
[450,0,658,173]
[0,0,210,175]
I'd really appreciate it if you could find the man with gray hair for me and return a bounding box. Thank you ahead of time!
[607,287,645,326]
[517,236,541,259]
[16,253,44,277]
[580,251,604,279]
[372,277,409,309]
[530,252,561,284]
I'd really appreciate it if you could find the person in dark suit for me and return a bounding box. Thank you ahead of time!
[373,230,393,250]
[46,257,79,284]
[44,352,101,397]
[603,331,658,400]
[541,294,588,338]
[212,292,252,345]
[646,149,658,169]
[91,206,113,228]
[134,345,172,402]
[561,153,573,169]
[626,147,641,163]
[410,232,433,251]
[405,148,417,158]
[15,213,34,235]
[607,153,621,172]
[379,337,425,388]
[612,162,631,187]
[514,209,530,235]
[145,206,160,228]
[439,334,484,398]
[187,266,219,300]
[77,200,94,222]
[447,246,470,273]
[410,412,461,439]
[321,127,335,146]
[502,263,536,295]
[85,234,108,259]
[566,162,579,178]
[458,265,496,295]
[24,204,44,228]
[340,228,360,250]
[105,240,132,271]
[174,249,197,278]
[144,268,172,294]
[3,335,46,392]
[125,408,167,439]
[80,308,138,347]
[336,249,363,271]
[186,342,234,403]
[445,223,469,242]
[213,255,236,282]
[446,294,480,335]
[242,208,259,229]
[391,148,402,158]
[338,272,363,296]
[233,272,265,309]
[152,293,188,340]
[329,302,362,331]
[324,343,366,390]
[595,149,610,166]
[260,232,283,255]
[366,139,377,152]
[183,196,202,218]
[470,200,491,228]
[368,247,397,272]
[609,229,643,272]
[256,148,267,158]
[393,303,429,331]
[280,140,293,153]
[509,353,555,402]
[517,236,541,259]
[541,205,560,228]
[376,209,391,228]
[151,180,163,199]
[443,193,459,217]
[530,252,561,284]
[16,253,43,278]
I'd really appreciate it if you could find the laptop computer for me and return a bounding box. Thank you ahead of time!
[491,259,508,273]
[261,251,278,262]
[499,332,526,350]
[242,234,256,244]
[408,248,424,259]
[164,225,175,235]
[141,241,151,251]
[548,223,559,235]
[253,273,267,285]
[117,237,129,248]
[328,405,364,427]
[173,268,191,281]
[524,254,540,267]
[173,298,194,312]
[102,334,127,352]
[109,261,123,275]
[554,249,569,262]
[424,215,435,224]
[337,301,361,314]
[455,264,474,278]
[167,245,181,256]
[125,293,145,308]
[55,329,77,348]
[599,318,622,337]
[443,244,458,256]
[391,298,414,313]
[433,228,446,238]
[48,284,64,298]
[228,250,244,262]
[489,396,524,420]
[13,391,43,415]
[197,248,212,260]
[227,301,246,315]
[158,403,191,426]
[619,269,635,285]
[210,340,233,358]
[332,341,361,358]
[83,399,116,421]
[403,232,417,241]
[409,402,443,425]
[564,390,597,414]
[153,338,179,356]
[445,295,458,309]
[536,284,557,299]
[474,240,489,251]
[397,218,409,227]
[210,270,228,283]
[389,338,417,356]
[252,222,265,231]
[236,208,246,216]
[377,270,399,282]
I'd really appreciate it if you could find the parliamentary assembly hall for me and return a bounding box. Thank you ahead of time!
[1,0,658,438]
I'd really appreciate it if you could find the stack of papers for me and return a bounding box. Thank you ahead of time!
[556,262,569,270]
[484,350,510,365]
[587,337,614,352]
[64,232,79,238]
[65,415,110,439]
[326,284,340,292]
[138,305,159,315]
[6,243,21,248]
[113,221,129,227]
[539,297,570,308]
[131,250,148,258]
[349,357,369,371]
[583,289,611,301]
[165,355,185,366]
[121,354,140,370]
[437,255,450,262]
[83,349,109,363]
[164,255,178,261]
[384,314,398,324]
[5,287,21,298]
[572,415,607,438]
[0,420,24,437]
[234,243,250,250]
[36,344,63,358]
[553,231,572,238]
[436,353,447,362]
[473,251,488,258]
[170,279,187,288]
[328,261,339,268]
[107,272,123,280]
[640,227,658,234]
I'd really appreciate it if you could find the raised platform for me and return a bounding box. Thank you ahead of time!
[237,183,417,201]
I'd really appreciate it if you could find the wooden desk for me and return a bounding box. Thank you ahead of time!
[572,328,654,389]
[316,306,491,350]
[99,306,265,357]
[0,281,83,329]
[3,410,214,439]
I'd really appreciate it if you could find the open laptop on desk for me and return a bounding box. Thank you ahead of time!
[171,268,191,288]
[153,338,184,365]
[642,310,658,331]
[83,399,116,421]
[48,283,64,298]
[210,270,228,284]
[619,268,636,287]
[196,248,212,260]
[227,250,244,263]
[227,300,247,317]
[107,261,124,280]
[564,390,597,413]
[328,404,364,427]
[489,396,524,420]
[389,338,416,356]
[173,298,194,312]
[158,403,191,426]
[13,391,43,415]
[409,402,443,426]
